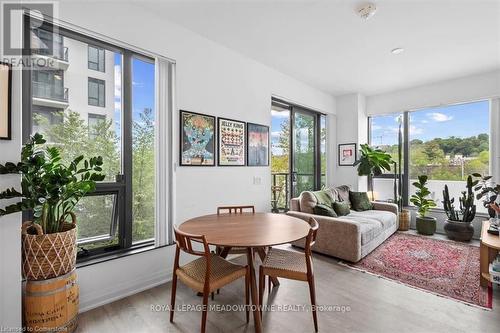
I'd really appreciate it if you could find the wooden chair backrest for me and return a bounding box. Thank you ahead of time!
[173,225,210,257]
[217,205,255,214]
[304,217,319,272]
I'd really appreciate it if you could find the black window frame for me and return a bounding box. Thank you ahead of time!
[88,77,106,107]
[88,44,105,72]
[22,14,157,262]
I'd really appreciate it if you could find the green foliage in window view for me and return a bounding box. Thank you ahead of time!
[0,133,105,234]
[376,134,490,181]
[33,109,155,244]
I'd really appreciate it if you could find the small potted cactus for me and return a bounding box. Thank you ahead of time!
[442,175,476,242]
[410,175,437,235]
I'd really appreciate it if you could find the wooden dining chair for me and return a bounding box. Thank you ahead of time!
[258,217,320,332]
[170,226,250,333]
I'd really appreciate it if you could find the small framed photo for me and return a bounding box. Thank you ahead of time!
[338,143,357,166]
[247,123,269,166]
[0,62,12,140]
[218,117,246,166]
[179,110,216,166]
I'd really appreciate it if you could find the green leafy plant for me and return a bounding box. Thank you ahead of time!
[0,133,105,234]
[442,175,476,222]
[353,144,394,194]
[471,173,500,212]
[409,175,436,217]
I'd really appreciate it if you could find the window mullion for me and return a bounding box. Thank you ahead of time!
[121,51,133,249]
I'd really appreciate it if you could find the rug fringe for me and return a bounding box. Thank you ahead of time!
[337,260,492,311]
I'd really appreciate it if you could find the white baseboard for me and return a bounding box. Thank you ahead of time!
[78,269,173,313]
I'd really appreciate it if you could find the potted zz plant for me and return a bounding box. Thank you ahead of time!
[410,175,437,235]
[472,173,500,219]
[0,134,104,280]
[442,175,476,242]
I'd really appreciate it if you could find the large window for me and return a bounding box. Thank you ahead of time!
[23,15,162,259]
[368,100,490,213]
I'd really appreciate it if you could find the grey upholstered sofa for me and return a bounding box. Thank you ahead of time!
[286,186,398,262]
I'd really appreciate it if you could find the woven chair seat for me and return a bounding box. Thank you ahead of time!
[261,248,308,281]
[176,254,247,293]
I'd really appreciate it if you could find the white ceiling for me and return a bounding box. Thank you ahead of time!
[138,0,500,96]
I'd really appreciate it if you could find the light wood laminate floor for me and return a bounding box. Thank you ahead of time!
[78,245,500,333]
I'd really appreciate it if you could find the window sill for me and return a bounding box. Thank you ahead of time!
[76,243,173,269]
[404,205,490,218]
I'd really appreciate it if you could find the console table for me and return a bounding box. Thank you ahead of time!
[480,220,500,287]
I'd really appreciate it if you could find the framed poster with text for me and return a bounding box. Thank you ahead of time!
[218,117,246,166]
[247,123,269,166]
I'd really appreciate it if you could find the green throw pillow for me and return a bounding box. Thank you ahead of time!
[312,189,334,206]
[313,204,338,217]
[349,191,373,211]
[333,201,350,216]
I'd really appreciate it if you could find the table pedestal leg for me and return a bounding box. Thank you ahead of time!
[256,247,279,287]
[247,248,262,333]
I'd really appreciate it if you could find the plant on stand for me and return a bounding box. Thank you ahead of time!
[0,133,105,280]
[410,175,437,235]
[472,173,500,220]
[353,143,394,200]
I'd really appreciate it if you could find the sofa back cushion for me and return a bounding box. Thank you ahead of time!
[334,185,351,207]
[349,191,373,211]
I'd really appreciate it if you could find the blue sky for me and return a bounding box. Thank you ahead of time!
[370,100,490,145]
[113,54,155,136]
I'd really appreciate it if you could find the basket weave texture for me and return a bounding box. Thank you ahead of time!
[398,210,411,231]
[22,222,77,281]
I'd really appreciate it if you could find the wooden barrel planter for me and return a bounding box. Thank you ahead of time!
[398,209,411,231]
[24,270,79,333]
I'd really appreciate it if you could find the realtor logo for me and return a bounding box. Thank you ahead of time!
[1,1,58,62]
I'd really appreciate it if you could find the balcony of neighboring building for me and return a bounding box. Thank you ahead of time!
[32,81,69,109]
[31,29,70,70]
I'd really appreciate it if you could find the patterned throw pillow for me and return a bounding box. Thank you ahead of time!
[333,201,350,216]
[313,204,338,217]
[349,191,373,211]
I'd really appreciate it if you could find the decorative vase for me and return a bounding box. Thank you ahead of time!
[21,219,77,281]
[443,219,474,242]
[398,209,410,231]
[416,216,436,235]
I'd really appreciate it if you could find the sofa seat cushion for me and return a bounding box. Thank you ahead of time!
[342,210,397,245]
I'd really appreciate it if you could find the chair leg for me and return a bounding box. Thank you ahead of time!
[268,275,271,295]
[169,273,178,323]
[308,276,318,332]
[211,292,214,301]
[245,267,250,323]
[201,290,209,333]
[259,266,265,313]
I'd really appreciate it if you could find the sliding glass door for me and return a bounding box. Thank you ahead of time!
[271,99,326,210]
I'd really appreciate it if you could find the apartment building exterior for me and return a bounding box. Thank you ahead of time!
[30,27,117,138]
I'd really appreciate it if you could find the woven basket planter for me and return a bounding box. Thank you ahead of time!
[22,218,77,281]
[398,209,411,231]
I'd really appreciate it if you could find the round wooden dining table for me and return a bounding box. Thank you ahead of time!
[179,212,311,333]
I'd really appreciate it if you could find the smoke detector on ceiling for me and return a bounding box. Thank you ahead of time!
[356,3,377,20]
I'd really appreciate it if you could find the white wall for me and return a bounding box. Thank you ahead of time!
[334,93,367,191]
[0,0,335,324]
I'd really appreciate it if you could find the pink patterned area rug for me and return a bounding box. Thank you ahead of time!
[344,232,492,309]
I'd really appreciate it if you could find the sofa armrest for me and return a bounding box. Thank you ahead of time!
[371,201,398,215]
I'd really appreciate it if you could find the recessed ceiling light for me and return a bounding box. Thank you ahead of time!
[391,48,405,55]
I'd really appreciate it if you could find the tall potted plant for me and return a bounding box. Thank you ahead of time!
[410,175,437,235]
[353,143,394,198]
[0,134,104,280]
[442,175,476,241]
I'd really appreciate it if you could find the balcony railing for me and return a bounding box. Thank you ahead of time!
[271,172,326,212]
[32,82,69,102]
[32,46,69,62]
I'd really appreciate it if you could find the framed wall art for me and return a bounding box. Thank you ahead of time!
[179,110,216,166]
[0,62,12,140]
[247,123,269,166]
[338,143,357,166]
[218,117,246,166]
